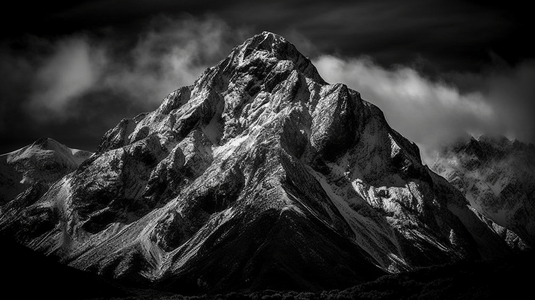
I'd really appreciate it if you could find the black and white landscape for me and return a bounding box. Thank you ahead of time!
[1,2,534,300]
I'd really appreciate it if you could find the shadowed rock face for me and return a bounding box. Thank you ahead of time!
[0,32,512,294]
[431,135,535,250]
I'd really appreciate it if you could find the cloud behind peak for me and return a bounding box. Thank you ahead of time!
[314,55,535,163]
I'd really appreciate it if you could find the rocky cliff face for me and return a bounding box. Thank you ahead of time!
[431,135,535,250]
[0,32,513,294]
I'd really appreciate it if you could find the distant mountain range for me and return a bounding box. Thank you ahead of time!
[0,137,92,210]
[0,32,532,297]
[431,134,535,250]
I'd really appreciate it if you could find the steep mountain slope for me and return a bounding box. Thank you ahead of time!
[431,135,535,249]
[0,32,511,294]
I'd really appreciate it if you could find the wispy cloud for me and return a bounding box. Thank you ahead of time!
[0,15,250,151]
[101,15,249,108]
[22,15,249,122]
[27,37,107,120]
[313,55,535,163]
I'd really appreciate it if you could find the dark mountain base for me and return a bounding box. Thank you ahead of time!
[0,235,130,300]
[1,235,532,299]
[84,250,533,300]
[323,249,535,300]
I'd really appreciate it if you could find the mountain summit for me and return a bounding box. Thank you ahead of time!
[0,32,513,294]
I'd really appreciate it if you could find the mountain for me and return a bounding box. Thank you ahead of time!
[0,32,514,295]
[0,137,92,211]
[431,134,535,250]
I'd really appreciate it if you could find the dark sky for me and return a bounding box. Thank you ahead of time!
[1,0,534,157]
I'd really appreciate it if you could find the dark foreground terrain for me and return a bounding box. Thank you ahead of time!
[1,236,129,299]
[3,235,532,300]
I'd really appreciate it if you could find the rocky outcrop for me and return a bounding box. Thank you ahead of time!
[431,135,535,249]
[0,32,513,294]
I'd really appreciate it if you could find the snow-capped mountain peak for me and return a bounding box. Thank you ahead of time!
[0,32,518,294]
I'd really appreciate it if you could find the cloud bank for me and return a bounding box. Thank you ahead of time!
[0,15,252,151]
[23,16,249,122]
[313,56,535,163]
